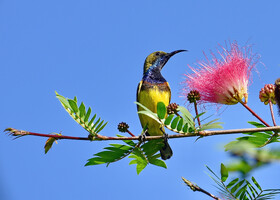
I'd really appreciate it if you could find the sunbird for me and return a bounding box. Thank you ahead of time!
[137,50,186,160]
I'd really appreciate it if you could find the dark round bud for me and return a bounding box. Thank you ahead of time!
[167,103,179,114]
[187,90,201,103]
[117,122,129,133]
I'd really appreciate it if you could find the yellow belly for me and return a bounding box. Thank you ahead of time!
[137,84,170,136]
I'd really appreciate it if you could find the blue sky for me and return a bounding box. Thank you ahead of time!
[1,1,280,200]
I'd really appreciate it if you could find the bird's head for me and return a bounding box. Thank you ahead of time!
[143,50,187,75]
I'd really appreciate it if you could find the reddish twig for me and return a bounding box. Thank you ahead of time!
[194,100,201,127]
[240,102,271,127]
[127,130,135,137]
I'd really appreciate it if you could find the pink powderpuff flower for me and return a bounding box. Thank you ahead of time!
[182,41,258,105]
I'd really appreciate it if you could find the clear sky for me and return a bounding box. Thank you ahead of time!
[1,1,280,200]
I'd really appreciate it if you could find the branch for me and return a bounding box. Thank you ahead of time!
[4,126,280,141]
[182,177,221,200]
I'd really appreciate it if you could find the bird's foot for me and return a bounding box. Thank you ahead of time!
[138,134,146,143]
[138,128,148,143]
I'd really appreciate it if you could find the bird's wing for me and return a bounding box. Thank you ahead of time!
[166,82,171,103]
[136,80,143,103]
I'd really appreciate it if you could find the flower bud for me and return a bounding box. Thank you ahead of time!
[259,84,276,105]
[117,122,129,133]
[187,90,201,103]
[167,103,179,114]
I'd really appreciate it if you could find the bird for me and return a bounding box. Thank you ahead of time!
[137,50,186,160]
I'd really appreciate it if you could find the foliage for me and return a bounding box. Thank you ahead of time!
[206,164,280,200]
[223,121,280,177]
[85,135,166,174]
[225,144,280,177]
[53,92,224,174]
[44,133,61,154]
[136,101,223,135]
[56,91,108,137]
[225,122,279,150]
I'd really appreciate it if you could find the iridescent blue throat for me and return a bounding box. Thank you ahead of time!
[143,65,166,84]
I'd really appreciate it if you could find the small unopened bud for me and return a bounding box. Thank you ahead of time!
[117,122,129,133]
[187,90,201,103]
[167,103,179,115]
[259,84,276,105]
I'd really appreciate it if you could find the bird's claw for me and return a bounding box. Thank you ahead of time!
[138,134,146,143]
[138,128,148,142]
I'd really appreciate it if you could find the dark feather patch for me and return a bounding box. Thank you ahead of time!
[275,78,280,115]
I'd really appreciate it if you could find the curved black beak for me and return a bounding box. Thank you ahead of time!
[168,49,188,58]
[160,49,187,69]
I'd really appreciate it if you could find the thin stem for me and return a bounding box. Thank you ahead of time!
[269,100,277,126]
[240,102,270,127]
[5,126,280,141]
[127,130,135,137]
[182,177,221,200]
[194,100,201,127]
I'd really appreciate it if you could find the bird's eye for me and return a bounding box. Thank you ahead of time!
[155,52,160,56]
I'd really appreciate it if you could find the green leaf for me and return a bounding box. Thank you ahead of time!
[177,106,194,125]
[94,120,104,132]
[220,163,228,182]
[135,102,154,113]
[149,157,167,169]
[116,135,136,147]
[55,92,71,108]
[157,102,166,119]
[177,118,184,131]
[182,123,189,133]
[238,136,268,147]
[206,165,220,180]
[252,176,262,191]
[129,149,148,174]
[247,181,258,198]
[226,178,239,188]
[164,114,174,125]
[142,140,164,157]
[96,122,108,133]
[85,143,133,166]
[84,107,92,122]
[79,102,86,119]
[226,160,252,176]
[44,137,57,154]
[68,99,79,113]
[137,110,160,123]
[171,116,180,129]
[231,179,245,194]
[200,121,224,130]
[136,160,148,174]
[235,183,248,198]
[91,117,101,130]
[88,114,97,127]
[248,121,266,128]
[56,93,107,136]
[194,112,206,119]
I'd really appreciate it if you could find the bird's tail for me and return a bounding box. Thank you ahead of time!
[160,140,173,160]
